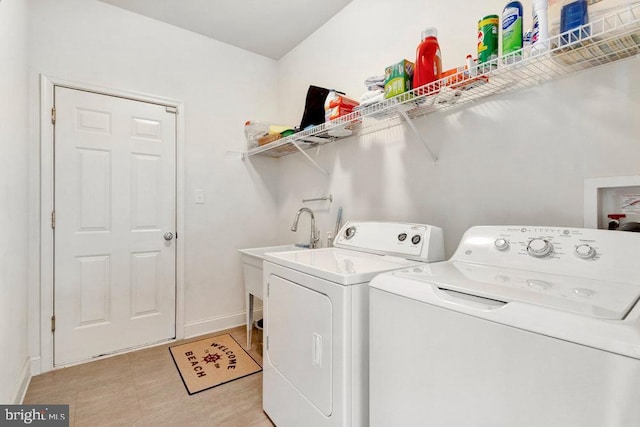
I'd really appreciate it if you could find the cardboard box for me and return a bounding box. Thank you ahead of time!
[384,59,415,99]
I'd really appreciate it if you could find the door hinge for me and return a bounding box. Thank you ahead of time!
[51,315,55,332]
[51,210,55,229]
[267,283,270,297]
[165,106,178,114]
[266,336,269,351]
[51,107,56,124]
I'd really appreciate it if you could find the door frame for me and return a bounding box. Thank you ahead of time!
[38,75,186,372]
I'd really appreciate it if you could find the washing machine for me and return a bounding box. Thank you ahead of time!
[262,221,444,427]
[369,225,640,427]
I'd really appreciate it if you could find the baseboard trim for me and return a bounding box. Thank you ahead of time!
[184,309,263,339]
[30,356,41,376]
[13,357,32,404]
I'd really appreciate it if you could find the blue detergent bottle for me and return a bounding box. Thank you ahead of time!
[560,0,589,45]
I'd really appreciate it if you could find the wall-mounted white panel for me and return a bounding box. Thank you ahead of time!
[78,149,111,232]
[131,251,160,318]
[76,255,111,327]
[584,176,640,229]
[131,154,159,230]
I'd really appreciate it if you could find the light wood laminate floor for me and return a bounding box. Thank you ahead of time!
[24,325,273,427]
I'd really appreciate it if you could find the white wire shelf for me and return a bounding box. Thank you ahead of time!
[244,3,640,165]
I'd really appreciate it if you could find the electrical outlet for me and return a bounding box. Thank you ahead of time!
[195,189,205,204]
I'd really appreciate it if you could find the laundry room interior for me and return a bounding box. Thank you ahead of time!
[2,0,640,425]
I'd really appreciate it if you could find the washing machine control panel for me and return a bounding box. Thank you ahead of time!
[481,227,597,261]
[526,238,554,258]
[453,225,640,282]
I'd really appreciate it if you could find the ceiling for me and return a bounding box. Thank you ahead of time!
[98,0,353,59]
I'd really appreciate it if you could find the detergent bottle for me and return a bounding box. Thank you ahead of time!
[413,28,442,94]
[502,1,524,63]
[532,0,549,52]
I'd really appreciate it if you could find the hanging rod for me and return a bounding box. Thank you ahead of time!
[303,194,333,203]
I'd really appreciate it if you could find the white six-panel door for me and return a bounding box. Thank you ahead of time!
[54,86,176,366]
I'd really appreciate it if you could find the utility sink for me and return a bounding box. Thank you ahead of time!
[239,243,302,263]
[238,244,307,349]
[239,244,303,297]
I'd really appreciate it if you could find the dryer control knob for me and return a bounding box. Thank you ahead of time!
[494,238,510,251]
[344,226,356,239]
[575,244,596,259]
[527,238,553,258]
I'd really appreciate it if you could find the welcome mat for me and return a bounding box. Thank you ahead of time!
[169,333,262,395]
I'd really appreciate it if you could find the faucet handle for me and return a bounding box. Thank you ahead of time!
[326,232,334,248]
[311,228,321,248]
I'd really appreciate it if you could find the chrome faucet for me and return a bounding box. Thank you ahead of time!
[291,207,319,249]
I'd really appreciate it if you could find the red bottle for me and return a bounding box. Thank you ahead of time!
[413,27,442,95]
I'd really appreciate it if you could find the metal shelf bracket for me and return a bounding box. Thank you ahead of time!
[290,140,329,176]
[397,107,439,165]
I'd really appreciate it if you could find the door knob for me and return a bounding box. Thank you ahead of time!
[163,232,174,241]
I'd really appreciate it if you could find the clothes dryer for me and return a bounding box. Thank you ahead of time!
[262,221,444,427]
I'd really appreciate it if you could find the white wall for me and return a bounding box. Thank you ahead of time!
[27,0,283,367]
[21,0,640,373]
[274,0,640,255]
[0,0,30,403]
